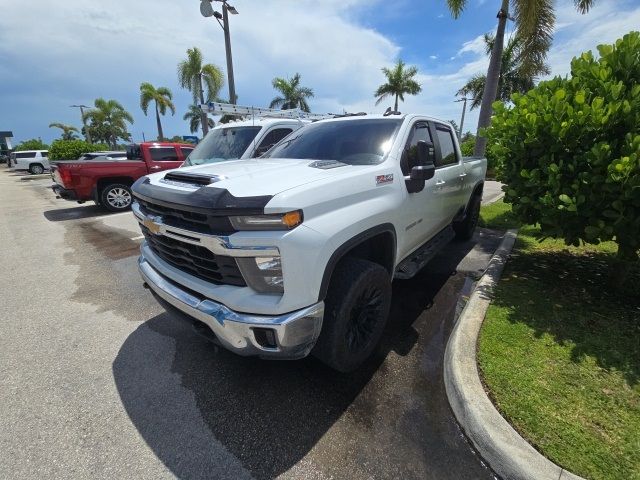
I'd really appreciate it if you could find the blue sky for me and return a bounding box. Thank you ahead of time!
[1,0,640,145]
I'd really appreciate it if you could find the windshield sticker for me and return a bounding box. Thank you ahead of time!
[376,174,393,185]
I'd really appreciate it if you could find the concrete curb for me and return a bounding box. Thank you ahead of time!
[482,191,505,205]
[444,229,585,480]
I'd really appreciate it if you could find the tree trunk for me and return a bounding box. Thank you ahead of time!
[155,101,164,140]
[198,73,209,136]
[394,95,399,112]
[473,0,509,157]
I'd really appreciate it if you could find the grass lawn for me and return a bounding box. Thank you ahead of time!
[477,201,640,480]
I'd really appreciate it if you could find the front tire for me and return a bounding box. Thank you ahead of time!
[100,184,133,212]
[313,257,392,372]
[454,193,481,240]
[29,164,44,175]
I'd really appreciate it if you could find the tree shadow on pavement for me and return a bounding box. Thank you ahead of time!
[111,230,503,479]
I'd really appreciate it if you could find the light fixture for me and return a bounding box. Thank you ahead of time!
[199,0,214,17]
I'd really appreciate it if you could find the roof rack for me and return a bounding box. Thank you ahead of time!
[200,102,335,121]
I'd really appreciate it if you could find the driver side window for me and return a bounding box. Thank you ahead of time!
[401,122,432,175]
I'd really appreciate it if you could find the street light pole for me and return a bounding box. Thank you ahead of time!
[455,97,469,141]
[221,2,237,105]
[201,0,238,105]
[70,104,92,144]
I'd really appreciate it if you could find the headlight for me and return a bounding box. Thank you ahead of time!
[229,210,303,231]
[236,256,284,294]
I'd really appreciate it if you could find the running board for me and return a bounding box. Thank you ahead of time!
[394,226,455,279]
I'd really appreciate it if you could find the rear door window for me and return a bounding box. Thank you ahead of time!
[15,152,36,159]
[434,126,458,167]
[149,147,179,162]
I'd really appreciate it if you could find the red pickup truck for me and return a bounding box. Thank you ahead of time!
[51,142,193,211]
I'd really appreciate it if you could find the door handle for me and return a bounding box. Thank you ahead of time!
[150,166,161,170]
[436,180,446,186]
[459,173,467,178]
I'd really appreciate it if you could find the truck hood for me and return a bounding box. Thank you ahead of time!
[145,158,352,198]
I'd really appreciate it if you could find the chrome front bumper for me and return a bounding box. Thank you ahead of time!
[139,255,324,359]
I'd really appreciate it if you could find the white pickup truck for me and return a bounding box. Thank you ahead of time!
[132,113,486,372]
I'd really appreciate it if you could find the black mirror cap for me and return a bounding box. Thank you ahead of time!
[417,140,436,165]
[410,164,435,181]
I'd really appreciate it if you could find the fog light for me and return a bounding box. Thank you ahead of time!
[255,257,281,271]
[236,256,284,294]
[253,328,278,349]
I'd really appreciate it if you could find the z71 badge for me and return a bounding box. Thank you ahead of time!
[376,174,394,185]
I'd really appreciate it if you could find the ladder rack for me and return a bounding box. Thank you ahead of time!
[200,102,335,120]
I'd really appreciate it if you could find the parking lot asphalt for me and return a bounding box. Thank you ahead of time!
[0,170,502,479]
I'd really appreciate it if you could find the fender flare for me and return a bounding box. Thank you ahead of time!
[317,223,397,301]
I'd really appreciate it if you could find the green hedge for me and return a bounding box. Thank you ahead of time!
[16,139,49,151]
[48,140,110,161]
[485,31,640,279]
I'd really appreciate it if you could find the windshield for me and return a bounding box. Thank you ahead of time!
[183,126,262,166]
[264,119,402,165]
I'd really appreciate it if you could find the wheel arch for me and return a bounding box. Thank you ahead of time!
[318,223,396,302]
[96,176,136,194]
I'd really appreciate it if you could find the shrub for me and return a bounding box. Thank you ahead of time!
[460,137,475,156]
[486,31,640,284]
[16,139,49,151]
[48,140,110,161]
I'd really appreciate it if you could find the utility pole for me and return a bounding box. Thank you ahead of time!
[70,104,92,144]
[455,97,469,141]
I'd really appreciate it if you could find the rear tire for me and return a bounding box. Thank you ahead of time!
[100,184,133,212]
[454,193,481,240]
[312,257,391,372]
[29,164,44,175]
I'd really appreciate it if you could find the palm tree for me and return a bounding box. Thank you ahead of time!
[446,0,596,156]
[139,82,175,140]
[177,47,224,136]
[83,98,134,149]
[183,104,215,134]
[457,33,550,110]
[374,60,422,112]
[49,123,79,141]
[270,73,314,112]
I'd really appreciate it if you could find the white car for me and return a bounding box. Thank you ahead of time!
[11,150,50,174]
[77,151,127,161]
[132,114,487,371]
[181,118,306,167]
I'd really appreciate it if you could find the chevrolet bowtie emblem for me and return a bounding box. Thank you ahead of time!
[143,217,162,235]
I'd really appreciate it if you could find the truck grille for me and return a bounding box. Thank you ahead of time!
[136,198,234,235]
[141,225,246,286]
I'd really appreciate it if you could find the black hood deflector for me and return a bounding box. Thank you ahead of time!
[131,177,272,215]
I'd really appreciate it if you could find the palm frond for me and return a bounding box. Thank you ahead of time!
[513,0,555,75]
[447,0,467,18]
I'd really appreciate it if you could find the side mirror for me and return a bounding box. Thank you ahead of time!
[417,140,435,165]
[410,164,435,181]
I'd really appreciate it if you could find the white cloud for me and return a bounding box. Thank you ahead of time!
[0,0,639,142]
[545,0,640,78]
[0,0,397,141]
